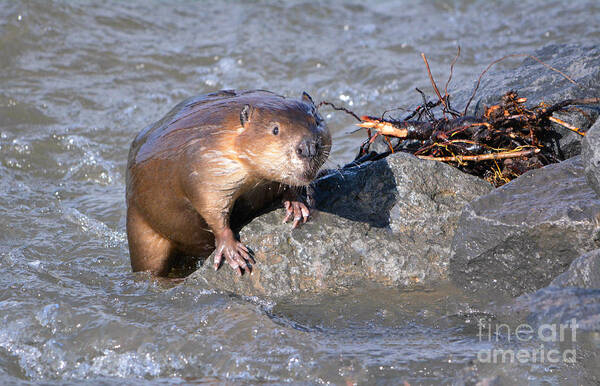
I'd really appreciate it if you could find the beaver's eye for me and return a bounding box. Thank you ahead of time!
[272,126,279,135]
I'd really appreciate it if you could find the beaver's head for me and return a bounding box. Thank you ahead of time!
[235,92,331,186]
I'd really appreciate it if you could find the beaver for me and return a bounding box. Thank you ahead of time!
[126,90,331,277]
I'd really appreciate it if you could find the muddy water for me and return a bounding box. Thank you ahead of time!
[1,0,600,383]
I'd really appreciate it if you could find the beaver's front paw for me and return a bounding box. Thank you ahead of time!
[213,230,254,276]
[282,200,310,229]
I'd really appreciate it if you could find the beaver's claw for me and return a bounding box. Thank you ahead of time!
[283,200,310,229]
[213,234,254,276]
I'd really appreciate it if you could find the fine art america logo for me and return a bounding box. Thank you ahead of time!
[476,319,578,364]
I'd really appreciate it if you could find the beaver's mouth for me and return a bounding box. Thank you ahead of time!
[294,159,323,184]
[299,169,318,183]
[285,143,329,186]
[280,163,319,187]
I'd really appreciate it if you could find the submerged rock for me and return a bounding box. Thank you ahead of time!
[449,156,600,297]
[582,119,600,197]
[186,152,492,299]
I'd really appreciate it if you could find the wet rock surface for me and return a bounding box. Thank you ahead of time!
[582,119,600,197]
[455,43,600,159]
[513,287,600,332]
[187,152,492,299]
[551,249,600,289]
[505,250,600,335]
[449,156,600,297]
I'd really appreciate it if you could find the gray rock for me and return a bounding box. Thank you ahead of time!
[546,110,596,160]
[186,152,492,299]
[582,119,600,197]
[450,156,600,297]
[502,286,600,386]
[507,249,600,335]
[551,249,600,289]
[513,287,600,332]
[368,134,398,154]
[497,249,600,342]
[364,136,423,159]
[457,44,600,114]
[454,44,600,159]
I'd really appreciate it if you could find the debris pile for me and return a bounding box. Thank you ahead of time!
[320,51,599,186]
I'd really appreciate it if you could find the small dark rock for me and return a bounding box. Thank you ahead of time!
[186,152,492,299]
[450,156,600,297]
[367,135,421,155]
[546,110,597,161]
[551,249,600,289]
[582,118,600,197]
[368,134,399,154]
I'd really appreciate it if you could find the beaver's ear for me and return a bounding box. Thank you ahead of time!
[301,91,315,106]
[240,104,253,127]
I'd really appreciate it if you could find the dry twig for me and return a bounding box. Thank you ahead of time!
[417,148,540,162]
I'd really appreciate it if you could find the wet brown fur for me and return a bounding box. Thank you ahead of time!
[126,90,331,276]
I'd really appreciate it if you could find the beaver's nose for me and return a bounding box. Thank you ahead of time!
[296,138,319,158]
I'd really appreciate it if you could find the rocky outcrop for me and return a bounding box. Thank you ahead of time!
[582,119,600,197]
[186,152,492,299]
[449,156,600,297]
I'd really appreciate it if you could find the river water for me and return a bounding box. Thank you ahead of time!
[2,0,600,383]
